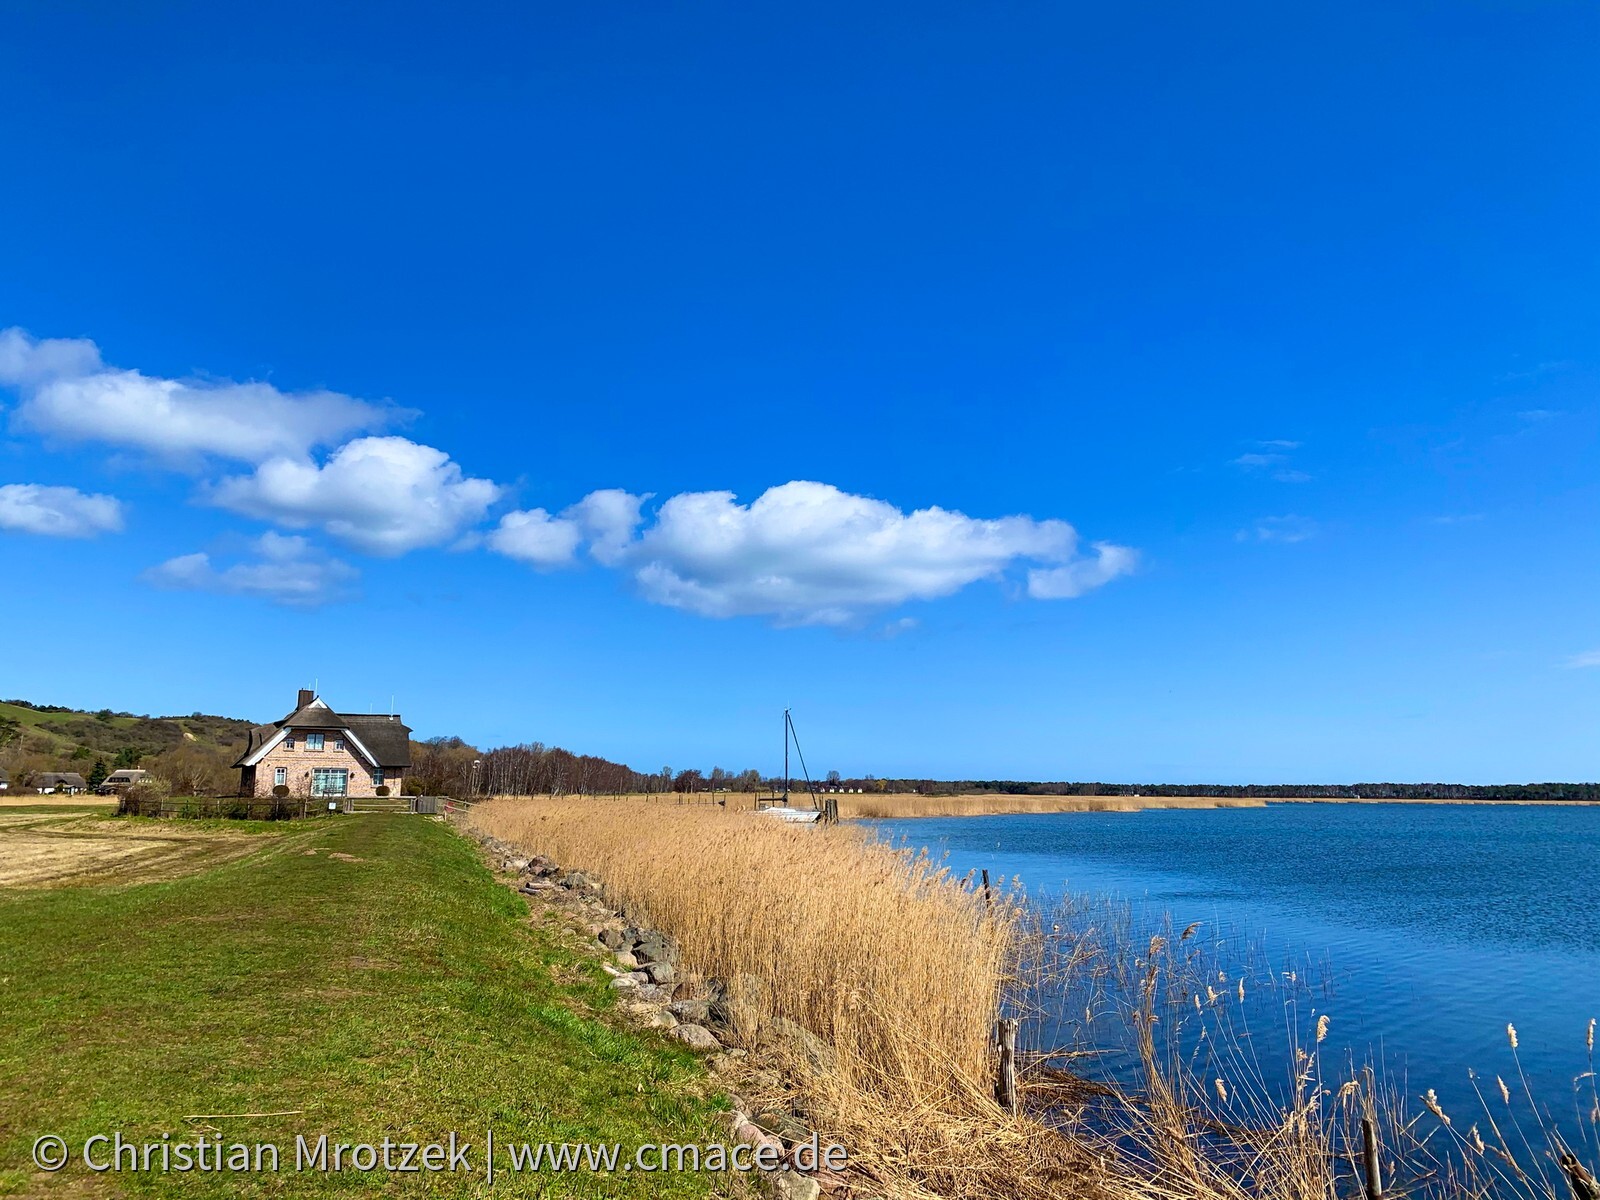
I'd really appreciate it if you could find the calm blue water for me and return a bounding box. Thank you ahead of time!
[870,803,1600,1134]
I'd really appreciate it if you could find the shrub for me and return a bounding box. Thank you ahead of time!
[272,784,290,798]
[375,785,390,797]
[121,776,171,814]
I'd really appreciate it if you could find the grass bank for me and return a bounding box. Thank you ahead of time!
[0,814,730,1197]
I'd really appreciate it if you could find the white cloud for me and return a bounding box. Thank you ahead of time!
[144,532,357,607]
[0,483,124,537]
[486,507,584,567]
[490,480,1136,626]
[1237,515,1318,544]
[487,487,648,569]
[208,436,501,555]
[0,327,398,463]
[1027,542,1141,599]
[1565,650,1600,669]
[1231,452,1286,468]
[566,488,649,565]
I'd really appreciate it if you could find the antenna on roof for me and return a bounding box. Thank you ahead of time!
[313,677,319,698]
[390,695,395,717]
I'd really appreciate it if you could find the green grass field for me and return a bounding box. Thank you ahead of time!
[0,816,735,1197]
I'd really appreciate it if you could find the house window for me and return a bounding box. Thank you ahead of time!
[372,768,385,787]
[334,738,345,751]
[305,733,325,752]
[274,767,287,788]
[285,736,295,750]
[311,768,348,797]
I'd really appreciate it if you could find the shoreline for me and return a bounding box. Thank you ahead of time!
[840,792,1600,818]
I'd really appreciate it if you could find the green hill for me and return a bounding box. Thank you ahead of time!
[0,699,255,785]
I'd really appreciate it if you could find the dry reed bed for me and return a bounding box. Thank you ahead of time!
[470,797,1008,1098]
[466,797,1367,1200]
[470,797,1129,1198]
[837,794,1271,819]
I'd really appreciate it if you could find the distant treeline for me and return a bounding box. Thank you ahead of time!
[861,779,1600,801]
[415,735,1600,802]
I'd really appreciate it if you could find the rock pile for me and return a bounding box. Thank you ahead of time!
[467,828,859,1198]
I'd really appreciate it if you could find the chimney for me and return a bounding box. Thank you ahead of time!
[297,688,314,708]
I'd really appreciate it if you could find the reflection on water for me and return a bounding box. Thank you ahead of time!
[869,803,1600,1135]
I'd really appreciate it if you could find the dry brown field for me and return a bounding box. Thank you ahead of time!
[0,809,278,888]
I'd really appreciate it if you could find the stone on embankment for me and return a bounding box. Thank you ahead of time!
[767,1175,821,1200]
[610,975,640,991]
[614,951,639,970]
[761,1017,838,1075]
[622,1002,676,1030]
[598,927,626,950]
[669,1023,722,1052]
[559,871,597,891]
[642,960,675,985]
[631,932,677,966]
[668,998,710,1024]
[753,1110,812,1147]
[707,974,772,1042]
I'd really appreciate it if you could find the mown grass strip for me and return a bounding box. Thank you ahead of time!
[0,816,730,1197]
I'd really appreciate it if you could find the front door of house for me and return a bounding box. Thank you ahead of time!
[311,768,349,797]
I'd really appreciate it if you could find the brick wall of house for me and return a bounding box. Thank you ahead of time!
[245,731,402,799]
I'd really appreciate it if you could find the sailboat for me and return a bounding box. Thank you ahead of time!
[756,709,826,823]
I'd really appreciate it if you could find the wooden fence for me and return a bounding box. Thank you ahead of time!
[118,795,308,820]
[118,794,453,820]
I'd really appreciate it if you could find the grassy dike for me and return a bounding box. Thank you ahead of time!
[0,815,734,1198]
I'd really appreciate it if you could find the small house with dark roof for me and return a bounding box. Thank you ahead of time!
[235,689,412,800]
[36,772,89,795]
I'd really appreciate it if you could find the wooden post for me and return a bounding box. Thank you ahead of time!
[1559,1152,1600,1200]
[981,869,992,910]
[995,1017,1019,1115]
[1361,1115,1384,1200]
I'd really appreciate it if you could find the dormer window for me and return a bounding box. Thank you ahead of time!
[305,733,325,752]
[334,738,345,752]
[285,736,296,750]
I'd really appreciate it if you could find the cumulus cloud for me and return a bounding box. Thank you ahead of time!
[493,480,1136,625]
[1237,515,1318,544]
[0,483,124,537]
[486,487,648,569]
[144,532,357,607]
[486,506,585,567]
[208,436,502,555]
[0,327,398,463]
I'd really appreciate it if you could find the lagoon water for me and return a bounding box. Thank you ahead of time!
[871,803,1600,1135]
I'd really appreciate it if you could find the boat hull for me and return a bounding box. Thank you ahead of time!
[756,806,822,824]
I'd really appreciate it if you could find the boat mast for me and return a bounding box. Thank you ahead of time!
[783,707,791,803]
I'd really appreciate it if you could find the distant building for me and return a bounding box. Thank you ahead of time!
[95,768,150,795]
[234,690,412,800]
[36,772,89,795]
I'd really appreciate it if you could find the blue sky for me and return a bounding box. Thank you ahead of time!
[1,2,1595,783]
